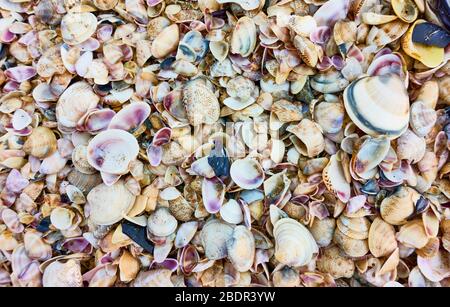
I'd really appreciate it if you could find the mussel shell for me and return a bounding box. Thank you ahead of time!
[412,22,450,47]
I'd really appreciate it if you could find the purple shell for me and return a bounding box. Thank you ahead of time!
[313,0,350,27]
[108,102,151,132]
[152,127,172,146]
[201,177,225,214]
[146,144,163,167]
[310,26,331,45]
[78,108,116,134]
[6,169,29,194]
[5,66,37,82]
[367,54,403,77]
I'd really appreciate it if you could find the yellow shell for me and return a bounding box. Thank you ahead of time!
[380,186,418,225]
[368,217,398,257]
[23,127,57,159]
[392,0,419,23]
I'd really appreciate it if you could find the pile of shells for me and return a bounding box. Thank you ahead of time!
[0,0,449,288]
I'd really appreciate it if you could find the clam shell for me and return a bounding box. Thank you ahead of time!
[202,177,226,214]
[182,82,220,126]
[87,180,136,225]
[263,171,291,207]
[392,0,419,23]
[396,219,429,249]
[220,199,243,225]
[50,207,76,231]
[353,136,390,178]
[23,230,52,261]
[396,129,426,163]
[151,24,179,59]
[362,13,398,25]
[333,227,369,258]
[309,217,336,247]
[322,154,351,203]
[61,13,97,45]
[343,75,410,139]
[175,221,198,248]
[409,101,437,137]
[42,260,83,287]
[310,70,349,94]
[314,102,345,134]
[94,0,119,10]
[119,250,140,282]
[147,207,178,237]
[336,216,370,240]
[368,217,398,258]
[72,145,97,175]
[226,226,255,272]
[380,186,418,225]
[230,158,265,190]
[200,219,234,260]
[87,129,139,175]
[273,217,318,267]
[287,119,325,157]
[23,127,57,159]
[230,17,257,58]
[316,246,355,279]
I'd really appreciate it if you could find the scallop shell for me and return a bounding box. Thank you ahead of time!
[147,207,178,237]
[42,260,83,287]
[368,217,398,258]
[380,186,418,225]
[226,226,255,272]
[182,82,220,126]
[343,75,410,139]
[61,13,97,45]
[409,101,437,137]
[68,170,103,194]
[316,246,355,279]
[23,127,57,159]
[230,16,257,58]
[200,219,234,260]
[322,154,351,203]
[87,180,136,225]
[230,158,265,190]
[273,217,318,267]
[87,129,139,175]
[287,119,325,158]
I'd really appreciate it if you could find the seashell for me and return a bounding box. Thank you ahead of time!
[230,17,257,58]
[366,53,405,78]
[72,145,97,175]
[147,207,178,237]
[380,186,419,225]
[396,129,426,163]
[409,101,437,137]
[417,250,450,282]
[272,267,300,287]
[288,15,317,37]
[230,158,265,190]
[0,231,19,251]
[23,127,57,159]
[336,215,370,240]
[310,70,349,94]
[133,269,174,287]
[119,250,140,282]
[273,217,318,267]
[182,82,220,126]
[392,0,419,23]
[343,75,410,139]
[68,170,103,194]
[442,220,450,253]
[263,171,291,207]
[362,13,398,25]
[202,177,226,214]
[316,246,355,279]
[333,20,357,54]
[216,0,260,10]
[175,221,198,248]
[368,217,398,258]
[2,209,24,234]
[333,227,369,258]
[209,41,229,62]
[39,151,68,175]
[87,180,136,225]
[396,219,429,249]
[415,80,439,109]
[50,207,76,230]
[220,199,243,225]
[287,119,324,158]
[313,0,350,27]
[353,136,390,178]
[314,102,345,134]
[401,20,445,68]
[108,102,150,132]
[293,35,319,67]
[200,219,234,260]
[416,237,440,258]
[322,154,351,203]
[309,217,336,247]
[271,100,303,123]
[151,24,179,59]
[23,230,52,261]
[87,129,139,175]
[412,22,450,48]
[93,0,119,10]
[5,66,36,83]
[43,260,83,287]
[226,226,255,272]
[56,82,99,131]
[61,13,97,45]
[12,109,31,131]
[367,20,409,47]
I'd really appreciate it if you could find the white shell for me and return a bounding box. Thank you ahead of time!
[220,199,244,225]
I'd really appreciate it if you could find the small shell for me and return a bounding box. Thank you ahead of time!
[409,101,437,137]
[343,75,410,139]
[23,127,57,159]
[333,227,369,258]
[273,217,318,267]
[380,186,419,225]
[175,221,198,248]
[202,177,226,214]
[396,219,429,249]
[293,35,318,67]
[209,41,229,62]
[287,119,325,158]
[336,215,370,240]
[72,145,97,175]
[396,129,426,163]
[362,13,398,25]
[314,102,345,134]
[151,24,179,59]
[263,171,291,207]
[147,207,178,237]
[119,250,140,282]
[230,17,257,58]
[61,13,98,45]
[94,0,119,10]
[309,217,336,247]
[108,102,151,132]
[133,269,174,287]
[367,20,409,47]
[182,82,220,126]
[230,158,265,190]
[50,207,76,231]
[87,129,139,175]
[23,230,52,261]
[220,199,244,225]
[368,217,398,257]
[353,136,390,178]
[392,0,419,23]
[322,154,351,203]
[216,0,260,10]
[316,246,355,279]
[42,260,83,287]
[226,226,255,272]
[417,250,450,282]
[87,180,136,225]
[200,219,234,260]
[310,70,349,94]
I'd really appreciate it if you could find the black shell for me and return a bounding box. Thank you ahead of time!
[412,22,450,47]
[121,220,154,253]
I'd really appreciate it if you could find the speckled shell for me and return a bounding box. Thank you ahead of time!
[61,13,97,45]
[316,246,355,279]
[182,82,220,126]
[42,260,83,287]
[343,75,410,139]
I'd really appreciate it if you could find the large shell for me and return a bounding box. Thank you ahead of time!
[396,219,429,249]
[226,226,255,272]
[87,180,136,225]
[200,219,234,260]
[230,17,256,58]
[368,217,398,257]
[379,186,418,225]
[343,75,410,139]
[273,217,318,267]
[42,260,83,287]
[230,158,265,190]
[182,82,220,126]
[61,13,98,45]
[23,127,57,159]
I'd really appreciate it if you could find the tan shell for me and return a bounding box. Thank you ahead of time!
[68,170,103,194]
[93,0,119,10]
[368,217,398,258]
[42,260,83,287]
[380,186,418,225]
[119,250,140,282]
[147,207,178,237]
[409,101,437,137]
[336,215,370,240]
[23,230,52,261]
[287,119,325,157]
[396,219,429,249]
[23,127,57,159]
[392,0,419,23]
[293,35,318,67]
[50,207,76,230]
[151,24,180,59]
[133,269,174,287]
[367,19,409,46]
[72,144,97,175]
[182,82,220,126]
[333,227,369,258]
[442,220,450,253]
[169,196,195,222]
[226,225,255,272]
[61,13,97,45]
[87,180,135,225]
[416,237,440,258]
[272,267,300,287]
[309,217,336,247]
[316,246,355,279]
